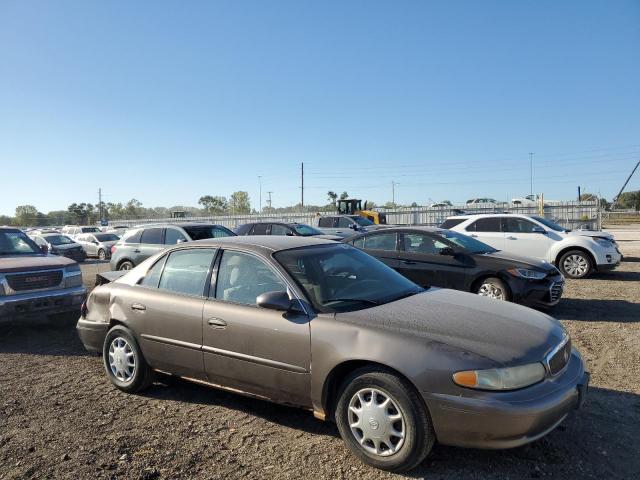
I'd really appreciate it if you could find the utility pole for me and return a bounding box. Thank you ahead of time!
[392,181,398,205]
[267,191,273,209]
[529,152,534,196]
[258,176,262,213]
[98,187,103,223]
[301,162,304,209]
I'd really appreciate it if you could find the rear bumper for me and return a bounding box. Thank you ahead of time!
[424,351,587,449]
[0,286,87,320]
[76,318,109,352]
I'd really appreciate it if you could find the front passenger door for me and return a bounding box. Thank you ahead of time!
[202,250,311,407]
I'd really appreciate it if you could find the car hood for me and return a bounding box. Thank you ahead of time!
[565,230,614,239]
[0,254,76,273]
[479,250,557,272]
[335,288,565,366]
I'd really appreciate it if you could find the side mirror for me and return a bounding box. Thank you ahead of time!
[40,245,49,254]
[257,291,292,311]
[93,241,99,245]
[439,246,455,256]
[532,226,547,234]
[176,238,187,244]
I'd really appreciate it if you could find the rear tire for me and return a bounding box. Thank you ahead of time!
[558,250,592,279]
[334,367,434,472]
[103,325,154,393]
[475,277,510,301]
[118,260,134,271]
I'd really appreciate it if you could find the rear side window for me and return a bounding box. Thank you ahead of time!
[141,255,168,288]
[251,223,269,235]
[467,217,501,232]
[215,251,286,305]
[140,228,164,245]
[440,218,465,229]
[158,249,216,296]
[124,230,142,244]
[318,217,334,228]
[363,233,397,251]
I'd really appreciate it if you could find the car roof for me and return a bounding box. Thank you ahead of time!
[133,222,227,228]
[350,226,447,236]
[188,235,335,253]
[445,213,526,220]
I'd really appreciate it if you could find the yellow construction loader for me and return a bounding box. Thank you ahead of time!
[336,199,387,224]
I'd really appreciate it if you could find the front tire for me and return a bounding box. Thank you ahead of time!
[103,325,154,393]
[335,368,434,472]
[558,250,592,279]
[475,277,510,301]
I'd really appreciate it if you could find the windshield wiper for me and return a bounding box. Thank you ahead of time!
[325,297,381,305]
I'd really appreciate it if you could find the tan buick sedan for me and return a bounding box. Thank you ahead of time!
[77,236,588,472]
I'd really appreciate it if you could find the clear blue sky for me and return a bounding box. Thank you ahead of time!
[1,0,639,215]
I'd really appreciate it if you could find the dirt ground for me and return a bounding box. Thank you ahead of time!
[1,226,639,479]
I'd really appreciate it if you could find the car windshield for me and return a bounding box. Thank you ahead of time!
[291,224,324,236]
[82,227,100,233]
[436,230,497,254]
[0,231,40,255]
[531,216,567,232]
[95,233,119,242]
[352,216,374,226]
[274,243,424,313]
[44,235,75,245]
[183,225,235,240]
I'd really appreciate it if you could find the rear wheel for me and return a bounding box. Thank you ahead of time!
[475,277,510,301]
[118,260,134,271]
[335,368,434,472]
[97,249,106,261]
[559,250,592,279]
[103,325,154,393]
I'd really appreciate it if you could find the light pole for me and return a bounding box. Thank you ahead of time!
[529,152,534,196]
[392,181,399,206]
[258,176,262,213]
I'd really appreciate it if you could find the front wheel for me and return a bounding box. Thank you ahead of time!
[475,277,510,301]
[558,250,592,279]
[335,368,434,472]
[103,325,154,393]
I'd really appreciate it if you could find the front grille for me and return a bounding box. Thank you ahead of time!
[6,270,63,291]
[549,282,563,302]
[547,338,572,375]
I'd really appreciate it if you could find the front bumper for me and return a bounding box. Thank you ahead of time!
[509,275,565,308]
[77,317,110,352]
[594,247,622,271]
[0,286,87,320]
[423,350,587,449]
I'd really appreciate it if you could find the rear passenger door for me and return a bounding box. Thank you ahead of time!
[202,250,311,406]
[464,217,505,250]
[130,248,217,378]
[352,232,399,270]
[136,228,166,264]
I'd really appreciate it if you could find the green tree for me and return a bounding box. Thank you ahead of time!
[15,205,40,226]
[327,191,338,205]
[198,195,228,214]
[229,191,251,214]
[67,203,95,224]
[579,193,597,201]
[0,215,14,226]
[339,191,349,200]
[617,190,640,210]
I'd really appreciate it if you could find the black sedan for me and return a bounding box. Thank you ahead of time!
[344,227,564,307]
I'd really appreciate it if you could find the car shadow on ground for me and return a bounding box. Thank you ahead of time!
[0,312,91,357]
[586,270,640,281]
[141,377,640,478]
[621,255,640,262]
[554,298,640,322]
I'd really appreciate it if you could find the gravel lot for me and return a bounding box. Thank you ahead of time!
[1,226,639,479]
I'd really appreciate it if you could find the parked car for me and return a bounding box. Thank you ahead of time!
[316,215,387,238]
[234,222,342,240]
[76,233,120,260]
[29,233,87,262]
[61,225,101,239]
[465,198,498,207]
[77,236,588,472]
[429,201,452,208]
[0,227,86,321]
[345,227,563,307]
[109,222,236,271]
[442,214,621,278]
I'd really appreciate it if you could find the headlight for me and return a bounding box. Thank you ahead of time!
[593,237,612,248]
[507,268,547,280]
[64,263,83,287]
[453,362,546,390]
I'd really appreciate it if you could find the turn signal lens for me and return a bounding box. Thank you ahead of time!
[453,363,546,391]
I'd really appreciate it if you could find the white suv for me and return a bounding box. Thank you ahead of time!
[441,214,621,279]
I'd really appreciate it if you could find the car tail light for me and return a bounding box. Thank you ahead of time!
[80,301,88,318]
[111,245,116,254]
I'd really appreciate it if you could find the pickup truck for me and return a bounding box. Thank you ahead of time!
[315,215,388,238]
[0,227,86,321]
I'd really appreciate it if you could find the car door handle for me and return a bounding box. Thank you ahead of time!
[402,260,416,265]
[133,249,141,253]
[469,234,478,238]
[131,303,146,311]
[506,236,517,240]
[207,317,227,329]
